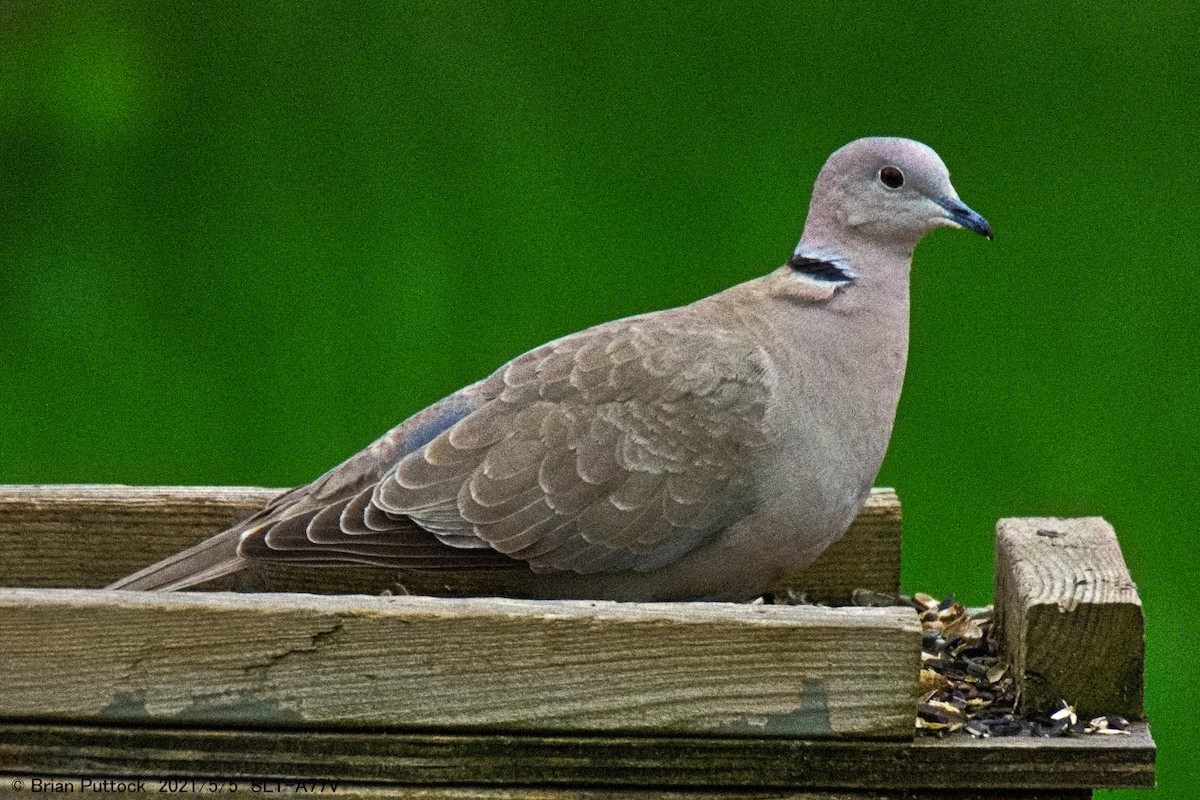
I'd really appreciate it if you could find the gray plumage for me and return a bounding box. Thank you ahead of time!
[108,137,991,600]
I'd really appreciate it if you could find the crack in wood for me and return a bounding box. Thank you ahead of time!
[243,618,347,676]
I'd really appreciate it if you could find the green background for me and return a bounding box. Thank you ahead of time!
[2,3,1195,796]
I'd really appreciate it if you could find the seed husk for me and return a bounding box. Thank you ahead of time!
[909,592,1135,739]
[913,592,939,609]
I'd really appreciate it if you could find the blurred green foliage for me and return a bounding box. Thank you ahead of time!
[2,3,1196,796]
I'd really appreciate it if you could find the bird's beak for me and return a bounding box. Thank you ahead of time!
[933,196,993,240]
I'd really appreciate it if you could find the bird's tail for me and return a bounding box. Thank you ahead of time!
[106,529,245,591]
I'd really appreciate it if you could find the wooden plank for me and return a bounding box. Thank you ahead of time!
[995,517,1144,719]
[0,722,1155,790]
[0,778,1094,800]
[0,484,280,590]
[0,588,920,738]
[0,485,901,604]
[774,488,901,603]
[0,779,1094,800]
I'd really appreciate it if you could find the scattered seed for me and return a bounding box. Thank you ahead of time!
[965,720,990,737]
[909,592,1134,739]
[1050,701,1077,724]
[913,592,938,610]
[916,716,949,734]
[920,668,952,695]
[985,716,1025,737]
[965,658,991,681]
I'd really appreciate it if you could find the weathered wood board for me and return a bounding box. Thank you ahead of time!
[0,781,1099,800]
[0,721,1155,790]
[995,517,1144,719]
[0,484,901,604]
[0,588,921,738]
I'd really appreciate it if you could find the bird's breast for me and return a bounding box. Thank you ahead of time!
[752,296,908,536]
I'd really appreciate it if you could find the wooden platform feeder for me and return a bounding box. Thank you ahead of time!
[0,485,1154,798]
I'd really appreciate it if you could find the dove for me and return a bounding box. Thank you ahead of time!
[108,137,991,601]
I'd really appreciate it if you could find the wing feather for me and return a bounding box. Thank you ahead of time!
[236,313,773,576]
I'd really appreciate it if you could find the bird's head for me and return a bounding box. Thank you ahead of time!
[800,137,992,257]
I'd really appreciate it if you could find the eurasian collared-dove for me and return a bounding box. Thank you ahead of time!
[108,137,991,600]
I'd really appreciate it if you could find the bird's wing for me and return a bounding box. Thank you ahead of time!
[240,315,775,574]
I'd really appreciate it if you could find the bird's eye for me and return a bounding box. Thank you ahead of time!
[878,166,905,189]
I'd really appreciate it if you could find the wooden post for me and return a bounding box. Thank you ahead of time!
[995,517,1144,719]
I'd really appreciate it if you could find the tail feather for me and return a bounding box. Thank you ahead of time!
[107,529,245,591]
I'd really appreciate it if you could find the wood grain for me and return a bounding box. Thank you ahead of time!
[0,484,901,604]
[0,780,1095,800]
[775,489,902,603]
[0,721,1154,790]
[0,484,280,590]
[0,588,920,738]
[994,517,1144,719]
